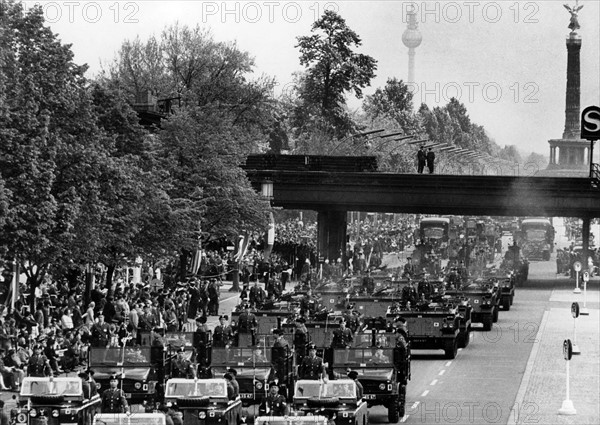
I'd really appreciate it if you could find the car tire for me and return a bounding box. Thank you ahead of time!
[444,339,457,359]
[399,385,406,418]
[31,395,64,404]
[387,395,400,423]
[492,307,499,323]
[177,396,211,407]
[307,397,339,408]
[458,329,470,348]
[482,315,493,331]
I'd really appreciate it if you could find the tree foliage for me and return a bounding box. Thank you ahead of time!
[291,10,377,145]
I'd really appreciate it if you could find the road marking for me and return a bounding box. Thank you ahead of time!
[430,379,438,386]
[445,361,452,367]
[411,401,420,409]
[421,390,429,397]
[507,310,548,425]
[438,370,445,376]
[400,415,409,423]
[458,348,462,351]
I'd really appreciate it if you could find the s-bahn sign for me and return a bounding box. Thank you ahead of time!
[581,106,600,141]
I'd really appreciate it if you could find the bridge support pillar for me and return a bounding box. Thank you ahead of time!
[317,211,347,266]
[582,217,591,265]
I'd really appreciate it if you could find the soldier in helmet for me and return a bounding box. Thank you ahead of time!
[101,374,130,414]
[236,303,257,345]
[401,280,418,307]
[172,348,196,379]
[298,344,326,380]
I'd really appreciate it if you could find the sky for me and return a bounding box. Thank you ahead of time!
[21,0,600,155]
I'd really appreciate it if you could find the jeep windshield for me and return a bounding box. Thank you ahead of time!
[89,347,151,366]
[294,380,356,399]
[93,413,166,425]
[165,378,227,398]
[334,348,393,366]
[21,377,82,397]
[211,348,272,366]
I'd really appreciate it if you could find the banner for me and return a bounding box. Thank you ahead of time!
[234,232,250,263]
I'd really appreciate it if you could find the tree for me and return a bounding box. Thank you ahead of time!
[293,10,377,143]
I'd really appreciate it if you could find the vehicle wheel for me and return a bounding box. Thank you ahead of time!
[502,297,510,311]
[444,339,457,359]
[399,385,406,418]
[177,396,211,407]
[458,329,470,348]
[387,395,400,423]
[307,397,339,408]
[482,316,493,331]
[510,294,514,306]
[31,395,64,404]
[492,307,499,323]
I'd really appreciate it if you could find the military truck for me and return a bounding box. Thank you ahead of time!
[292,379,368,425]
[387,303,463,359]
[445,280,500,331]
[482,269,516,311]
[332,333,410,422]
[93,414,166,425]
[164,378,242,425]
[88,346,158,405]
[14,377,101,425]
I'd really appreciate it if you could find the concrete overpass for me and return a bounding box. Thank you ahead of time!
[244,155,600,260]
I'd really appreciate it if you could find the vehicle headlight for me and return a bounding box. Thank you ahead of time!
[52,410,59,417]
[199,412,207,419]
[442,323,448,328]
[166,402,172,408]
[256,381,263,390]
[135,382,142,389]
[448,323,453,328]
[379,383,386,390]
[17,413,27,423]
[96,383,101,389]
[30,409,37,418]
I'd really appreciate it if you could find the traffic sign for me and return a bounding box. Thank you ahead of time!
[582,271,589,282]
[563,339,573,361]
[571,302,580,318]
[581,106,600,141]
[573,261,582,272]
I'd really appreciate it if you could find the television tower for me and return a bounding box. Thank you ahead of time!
[402,7,422,84]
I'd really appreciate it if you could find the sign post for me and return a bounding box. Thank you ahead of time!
[572,261,582,294]
[558,339,576,415]
[571,302,581,355]
[581,105,600,178]
[581,271,589,315]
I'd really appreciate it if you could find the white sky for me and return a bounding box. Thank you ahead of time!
[23,0,600,155]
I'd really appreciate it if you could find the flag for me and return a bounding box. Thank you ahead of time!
[190,240,202,276]
[264,212,276,260]
[234,232,250,263]
[11,261,19,310]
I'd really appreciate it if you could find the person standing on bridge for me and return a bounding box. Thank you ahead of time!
[426,147,435,174]
[417,146,426,173]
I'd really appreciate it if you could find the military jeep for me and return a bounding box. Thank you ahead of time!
[164,378,242,425]
[446,279,500,331]
[14,377,101,425]
[331,343,409,422]
[292,380,368,425]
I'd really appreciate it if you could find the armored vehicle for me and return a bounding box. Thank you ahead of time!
[446,279,500,331]
[164,378,242,425]
[292,380,368,425]
[14,377,101,425]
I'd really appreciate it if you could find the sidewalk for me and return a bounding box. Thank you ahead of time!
[509,291,600,424]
